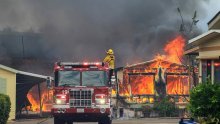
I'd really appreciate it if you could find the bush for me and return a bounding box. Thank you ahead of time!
[142,105,152,117]
[188,81,220,123]
[0,94,11,124]
[153,96,178,117]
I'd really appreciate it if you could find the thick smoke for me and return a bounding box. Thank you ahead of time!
[0,0,218,73]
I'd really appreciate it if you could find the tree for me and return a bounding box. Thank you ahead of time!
[188,81,220,123]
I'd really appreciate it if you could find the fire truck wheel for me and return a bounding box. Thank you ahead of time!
[98,117,112,124]
[67,121,73,124]
[54,117,65,124]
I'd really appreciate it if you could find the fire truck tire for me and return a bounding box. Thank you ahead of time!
[67,121,73,124]
[98,117,112,124]
[54,117,65,124]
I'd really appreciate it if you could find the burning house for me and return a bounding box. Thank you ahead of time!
[118,59,190,104]
[114,36,194,111]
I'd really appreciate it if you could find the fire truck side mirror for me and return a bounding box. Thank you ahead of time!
[46,77,52,88]
[111,76,116,85]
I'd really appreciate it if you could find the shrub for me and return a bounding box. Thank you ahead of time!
[153,96,178,117]
[0,94,11,124]
[188,81,220,123]
[142,105,152,117]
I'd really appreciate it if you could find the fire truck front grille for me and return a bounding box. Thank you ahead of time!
[69,89,93,107]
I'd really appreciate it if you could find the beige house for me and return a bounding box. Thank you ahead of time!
[0,64,50,120]
[185,11,220,83]
[0,65,17,120]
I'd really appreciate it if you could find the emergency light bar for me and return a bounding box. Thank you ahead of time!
[59,62,104,66]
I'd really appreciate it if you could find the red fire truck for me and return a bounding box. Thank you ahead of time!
[50,62,115,124]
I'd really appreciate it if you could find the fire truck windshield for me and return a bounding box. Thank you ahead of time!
[57,70,108,86]
[82,71,108,86]
[58,71,80,86]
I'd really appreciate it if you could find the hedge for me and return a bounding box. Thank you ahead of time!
[188,81,220,123]
[0,94,11,124]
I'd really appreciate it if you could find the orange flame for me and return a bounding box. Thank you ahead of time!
[130,75,154,95]
[167,75,189,95]
[27,93,39,111]
[155,35,185,64]
[27,83,53,112]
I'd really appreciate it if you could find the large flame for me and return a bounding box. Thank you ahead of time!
[155,35,185,64]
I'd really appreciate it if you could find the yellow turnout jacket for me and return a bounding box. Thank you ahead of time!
[103,54,115,69]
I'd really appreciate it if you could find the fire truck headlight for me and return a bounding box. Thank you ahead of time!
[96,99,106,105]
[56,99,66,104]
[56,99,62,104]
[95,94,106,105]
[99,99,105,104]
[55,94,67,104]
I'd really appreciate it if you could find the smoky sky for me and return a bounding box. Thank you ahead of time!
[0,0,218,70]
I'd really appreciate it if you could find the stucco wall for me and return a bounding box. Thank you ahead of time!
[199,50,220,58]
[0,69,16,120]
[198,36,220,59]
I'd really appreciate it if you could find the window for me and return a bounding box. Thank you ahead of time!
[202,60,212,82]
[129,75,154,95]
[214,60,220,83]
[82,71,108,86]
[0,77,7,94]
[58,71,80,86]
[166,75,189,95]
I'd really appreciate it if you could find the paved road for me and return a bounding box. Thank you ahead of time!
[9,118,179,124]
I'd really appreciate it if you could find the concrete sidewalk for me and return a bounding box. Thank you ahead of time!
[7,118,49,124]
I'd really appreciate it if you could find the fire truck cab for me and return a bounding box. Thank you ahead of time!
[51,62,115,124]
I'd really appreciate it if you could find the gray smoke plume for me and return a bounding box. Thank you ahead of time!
[0,0,218,73]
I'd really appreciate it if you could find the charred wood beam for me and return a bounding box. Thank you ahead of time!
[118,95,155,98]
[166,73,189,75]
[168,94,189,97]
[117,94,189,98]
[128,73,155,75]
[37,83,42,117]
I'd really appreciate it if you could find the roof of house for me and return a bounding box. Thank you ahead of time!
[126,59,156,68]
[208,11,220,29]
[188,30,220,46]
[0,64,18,73]
[208,11,220,25]
[0,64,50,79]
[125,59,183,68]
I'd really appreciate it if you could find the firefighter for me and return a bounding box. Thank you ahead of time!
[103,49,115,69]
[103,49,115,78]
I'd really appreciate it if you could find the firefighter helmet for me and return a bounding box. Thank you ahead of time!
[106,49,114,55]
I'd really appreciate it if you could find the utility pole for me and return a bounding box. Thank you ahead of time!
[177,8,199,39]
[21,35,25,59]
